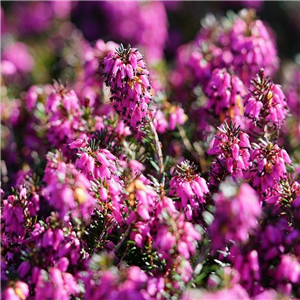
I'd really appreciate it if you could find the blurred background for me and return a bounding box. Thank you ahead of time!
[1,1,300,86]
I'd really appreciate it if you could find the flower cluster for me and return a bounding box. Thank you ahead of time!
[169,160,209,220]
[205,68,246,122]
[209,180,261,252]
[43,151,96,224]
[208,122,251,185]
[46,85,85,155]
[245,68,288,130]
[187,9,279,90]
[103,44,152,129]
[2,3,300,300]
[248,139,292,193]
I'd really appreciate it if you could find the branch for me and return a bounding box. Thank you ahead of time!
[178,125,207,172]
[148,119,165,183]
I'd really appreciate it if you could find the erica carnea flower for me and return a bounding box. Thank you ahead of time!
[102,44,152,130]
[205,68,246,121]
[209,180,261,252]
[43,151,96,224]
[229,9,279,83]
[245,69,288,130]
[276,254,300,285]
[208,122,251,185]
[70,138,121,182]
[2,194,26,244]
[151,104,187,134]
[82,254,148,300]
[249,139,292,193]
[153,199,201,285]
[3,281,29,300]
[35,267,79,300]
[169,160,209,220]
[46,84,85,155]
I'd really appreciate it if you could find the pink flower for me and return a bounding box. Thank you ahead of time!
[208,122,251,186]
[205,68,246,121]
[43,151,96,224]
[170,160,209,220]
[249,140,292,193]
[210,180,261,251]
[2,42,34,74]
[245,69,288,129]
[102,44,152,130]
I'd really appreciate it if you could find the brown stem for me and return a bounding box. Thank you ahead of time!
[149,119,165,183]
[178,125,207,172]
[115,224,132,253]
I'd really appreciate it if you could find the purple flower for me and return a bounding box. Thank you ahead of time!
[43,151,96,224]
[2,281,29,300]
[208,122,251,185]
[249,140,292,193]
[169,160,209,220]
[245,69,288,130]
[209,180,261,251]
[205,68,246,122]
[229,10,279,83]
[11,2,54,35]
[35,268,79,300]
[100,1,168,62]
[46,84,85,155]
[2,42,34,74]
[102,44,152,130]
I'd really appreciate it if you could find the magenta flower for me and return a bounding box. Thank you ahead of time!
[35,267,79,300]
[208,122,251,185]
[249,140,292,193]
[169,160,209,220]
[82,254,148,300]
[229,10,279,83]
[154,207,201,264]
[2,195,26,243]
[245,69,288,130]
[151,104,187,134]
[276,254,300,285]
[3,281,29,300]
[205,68,246,121]
[209,180,261,251]
[43,151,96,224]
[102,44,152,129]
[70,138,125,224]
[1,42,34,74]
[46,84,85,155]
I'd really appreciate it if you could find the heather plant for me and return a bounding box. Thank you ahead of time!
[1,2,300,300]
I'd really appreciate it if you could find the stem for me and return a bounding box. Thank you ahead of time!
[115,224,132,253]
[149,119,165,183]
[178,125,207,172]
